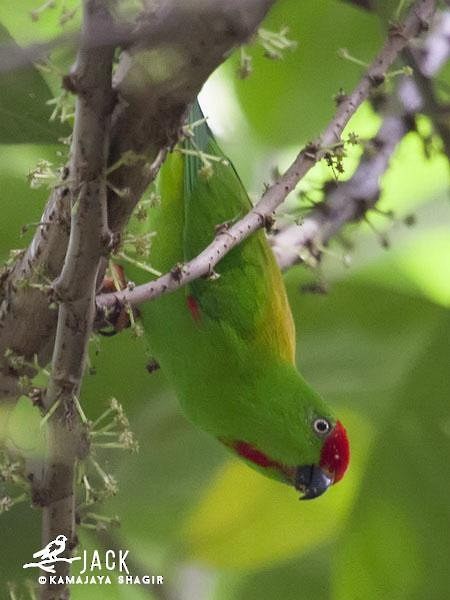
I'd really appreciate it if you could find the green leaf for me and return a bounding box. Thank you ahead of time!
[232,0,382,146]
[0,144,61,263]
[215,549,332,600]
[0,0,80,45]
[0,504,41,596]
[182,410,372,569]
[0,23,69,143]
[333,313,450,600]
[106,390,226,553]
[287,279,443,422]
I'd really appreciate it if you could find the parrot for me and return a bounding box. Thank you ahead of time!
[124,101,350,500]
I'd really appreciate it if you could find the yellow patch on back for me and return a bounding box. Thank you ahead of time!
[253,242,296,365]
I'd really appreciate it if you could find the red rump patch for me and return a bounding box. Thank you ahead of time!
[186,294,201,322]
[319,420,350,483]
[233,441,283,471]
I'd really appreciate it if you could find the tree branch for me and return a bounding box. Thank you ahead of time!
[272,8,450,270]
[38,1,114,598]
[272,111,411,269]
[419,10,450,76]
[404,48,450,160]
[96,0,436,312]
[107,0,277,232]
[0,0,276,399]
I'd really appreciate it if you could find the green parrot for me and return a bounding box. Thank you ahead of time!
[125,102,349,500]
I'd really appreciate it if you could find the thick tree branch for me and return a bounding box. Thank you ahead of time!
[404,49,450,160]
[38,2,114,598]
[0,0,276,399]
[96,0,436,311]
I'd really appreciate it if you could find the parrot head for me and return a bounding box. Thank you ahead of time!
[218,365,350,500]
[294,419,349,499]
[227,420,349,500]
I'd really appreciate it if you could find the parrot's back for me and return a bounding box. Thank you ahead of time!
[129,102,297,427]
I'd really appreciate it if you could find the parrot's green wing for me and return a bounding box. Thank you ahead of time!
[182,102,296,365]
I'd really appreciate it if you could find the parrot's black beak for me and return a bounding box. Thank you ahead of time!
[294,464,333,500]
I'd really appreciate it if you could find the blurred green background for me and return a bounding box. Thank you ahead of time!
[0,1,449,599]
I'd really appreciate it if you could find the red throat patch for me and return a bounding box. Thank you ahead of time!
[228,440,293,481]
[186,294,201,322]
[233,441,282,470]
[319,420,350,483]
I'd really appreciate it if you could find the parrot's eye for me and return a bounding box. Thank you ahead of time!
[313,418,331,436]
